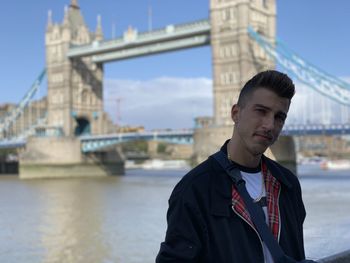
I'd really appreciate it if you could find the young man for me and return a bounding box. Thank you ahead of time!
[156,70,308,262]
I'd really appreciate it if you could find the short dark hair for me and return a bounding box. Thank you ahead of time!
[237,70,295,107]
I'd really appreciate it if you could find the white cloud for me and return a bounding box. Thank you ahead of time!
[104,77,213,129]
[103,75,350,129]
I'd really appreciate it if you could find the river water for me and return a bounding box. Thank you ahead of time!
[0,165,349,262]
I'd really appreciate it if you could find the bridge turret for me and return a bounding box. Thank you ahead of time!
[61,6,71,42]
[47,10,53,30]
[70,0,79,9]
[62,6,69,27]
[95,15,104,41]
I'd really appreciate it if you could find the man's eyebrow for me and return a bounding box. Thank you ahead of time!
[254,103,270,109]
[254,104,270,110]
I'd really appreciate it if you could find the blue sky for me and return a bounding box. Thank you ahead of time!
[1,0,349,129]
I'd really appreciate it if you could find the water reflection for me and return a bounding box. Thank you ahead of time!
[0,170,184,263]
[39,179,111,263]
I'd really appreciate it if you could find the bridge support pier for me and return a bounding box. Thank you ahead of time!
[269,136,297,175]
[147,141,159,157]
[193,125,232,164]
[19,137,125,179]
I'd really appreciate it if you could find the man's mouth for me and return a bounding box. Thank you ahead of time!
[254,132,273,141]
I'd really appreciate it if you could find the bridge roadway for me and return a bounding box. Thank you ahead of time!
[282,123,350,135]
[1,124,350,151]
[80,129,194,152]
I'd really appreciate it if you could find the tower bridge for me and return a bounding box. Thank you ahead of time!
[1,0,350,178]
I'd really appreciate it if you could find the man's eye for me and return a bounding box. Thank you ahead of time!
[276,115,286,123]
[256,108,266,114]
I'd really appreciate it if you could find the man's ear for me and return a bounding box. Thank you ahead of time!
[231,104,239,122]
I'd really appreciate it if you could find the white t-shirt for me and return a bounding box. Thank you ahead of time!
[241,170,267,222]
[233,162,274,263]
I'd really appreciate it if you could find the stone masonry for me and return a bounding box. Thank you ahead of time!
[194,0,296,172]
[45,0,104,136]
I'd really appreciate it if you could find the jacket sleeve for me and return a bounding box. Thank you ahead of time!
[156,192,205,263]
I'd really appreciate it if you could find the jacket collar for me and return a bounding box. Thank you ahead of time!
[223,139,293,188]
[209,140,293,217]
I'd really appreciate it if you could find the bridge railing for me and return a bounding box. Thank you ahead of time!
[248,26,350,107]
[80,129,194,152]
[0,69,46,140]
[281,123,350,136]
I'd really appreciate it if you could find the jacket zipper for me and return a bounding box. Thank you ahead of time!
[231,206,266,263]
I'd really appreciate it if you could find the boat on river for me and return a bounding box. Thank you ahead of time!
[142,159,190,170]
[320,159,350,170]
[125,159,190,170]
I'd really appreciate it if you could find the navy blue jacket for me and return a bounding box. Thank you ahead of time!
[156,143,306,263]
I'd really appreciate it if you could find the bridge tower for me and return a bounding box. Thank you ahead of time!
[210,0,276,125]
[19,0,124,179]
[195,0,281,163]
[45,0,104,136]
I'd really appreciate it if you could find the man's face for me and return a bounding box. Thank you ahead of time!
[231,88,290,157]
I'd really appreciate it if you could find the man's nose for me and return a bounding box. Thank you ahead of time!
[262,115,275,130]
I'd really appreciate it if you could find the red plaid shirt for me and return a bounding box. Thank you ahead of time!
[231,161,281,240]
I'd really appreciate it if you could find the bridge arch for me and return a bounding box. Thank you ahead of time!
[74,116,91,136]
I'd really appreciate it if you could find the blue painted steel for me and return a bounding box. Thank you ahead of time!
[0,139,26,149]
[79,125,350,152]
[2,124,350,151]
[282,124,350,136]
[248,27,350,106]
[80,130,194,152]
[0,69,46,134]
